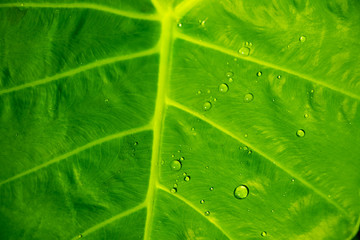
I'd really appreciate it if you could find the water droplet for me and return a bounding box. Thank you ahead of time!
[226,71,234,78]
[271,209,275,213]
[184,176,191,182]
[177,22,183,28]
[203,101,212,111]
[180,157,185,161]
[104,98,109,103]
[178,149,181,153]
[299,36,306,42]
[205,166,209,169]
[304,113,309,118]
[296,129,305,137]
[234,58,238,61]
[200,199,205,204]
[213,98,217,101]
[244,134,248,138]
[170,160,182,171]
[261,231,267,237]
[197,90,202,95]
[291,179,295,182]
[173,183,178,188]
[277,75,281,79]
[243,93,254,103]
[228,78,233,83]
[191,127,195,131]
[20,3,24,7]
[183,172,187,176]
[243,146,248,151]
[78,234,83,238]
[239,46,250,56]
[218,83,229,93]
[204,211,210,216]
[209,187,214,191]
[248,150,252,155]
[170,188,177,193]
[171,154,175,158]
[234,185,249,199]
[257,71,262,77]
[134,142,138,146]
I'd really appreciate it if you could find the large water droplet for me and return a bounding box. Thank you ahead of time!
[239,46,250,56]
[184,176,191,182]
[243,93,254,103]
[204,211,210,216]
[261,231,267,237]
[218,83,229,93]
[296,129,305,137]
[203,101,212,111]
[299,36,306,42]
[170,160,182,171]
[234,185,249,199]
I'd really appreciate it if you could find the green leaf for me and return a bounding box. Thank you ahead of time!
[0,0,359,239]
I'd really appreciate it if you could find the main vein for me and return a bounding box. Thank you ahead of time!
[175,32,360,101]
[0,2,160,20]
[166,98,350,218]
[0,48,158,96]
[157,184,233,240]
[0,124,152,187]
[143,13,173,240]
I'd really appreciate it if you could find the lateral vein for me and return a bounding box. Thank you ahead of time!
[175,33,360,101]
[166,98,350,218]
[0,124,152,187]
[0,48,158,96]
[0,2,160,20]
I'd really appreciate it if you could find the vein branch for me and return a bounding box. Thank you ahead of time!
[174,0,204,18]
[71,202,146,240]
[0,2,160,20]
[0,124,152,187]
[166,98,350,218]
[157,184,233,240]
[175,33,360,101]
[0,48,158,96]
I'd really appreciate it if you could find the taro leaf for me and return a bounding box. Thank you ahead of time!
[0,0,359,239]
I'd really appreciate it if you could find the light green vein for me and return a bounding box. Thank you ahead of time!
[151,0,164,15]
[143,13,173,240]
[157,184,232,240]
[0,124,152,187]
[71,202,147,240]
[174,0,204,18]
[175,32,360,101]
[166,98,350,218]
[0,47,158,96]
[0,2,160,20]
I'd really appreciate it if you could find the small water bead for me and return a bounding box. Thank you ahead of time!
[244,134,248,138]
[170,160,182,171]
[239,46,250,56]
[104,98,109,103]
[203,101,212,111]
[177,22,183,28]
[197,90,202,95]
[134,142,138,146]
[243,93,254,103]
[226,71,234,78]
[78,234,83,238]
[243,146,248,151]
[304,113,309,118]
[183,172,187,176]
[191,127,195,131]
[218,83,229,93]
[299,35,306,43]
[277,75,281,79]
[180,157,185,161]
[209,187,214,191]
[170,188,177,193]
[204,211,210,216]
[257,71,262,77]
[228,78,233,83]
[178,150,181,153]
[296,129,305,137]
[173,183,178,188]
[261,231,267,237]
[234,185,249,199]
[200,199,205,204]
[171,154,175,158]
[213,98,217,101]
[184,176,191,182]
[310,89,314,93]
[248,150,252,155]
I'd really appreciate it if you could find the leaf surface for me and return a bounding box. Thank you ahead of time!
[0,0,359,239]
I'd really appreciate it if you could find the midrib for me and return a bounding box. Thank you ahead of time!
[143,13,173,240]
